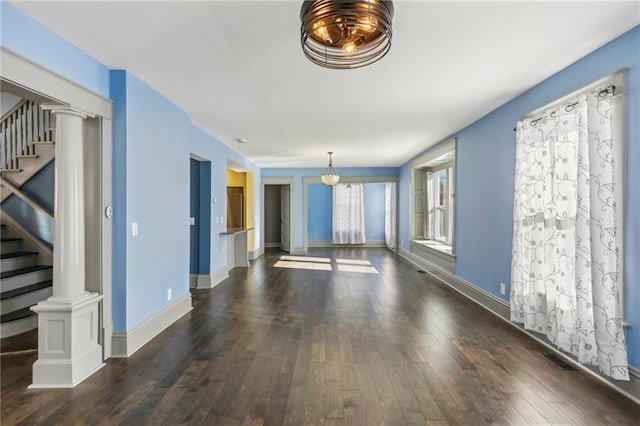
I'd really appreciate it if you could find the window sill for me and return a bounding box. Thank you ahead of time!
[410,240,455,274]
[411,239,454,257]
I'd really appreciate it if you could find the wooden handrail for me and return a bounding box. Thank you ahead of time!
[0,176,53,222]
[0,98,29,123]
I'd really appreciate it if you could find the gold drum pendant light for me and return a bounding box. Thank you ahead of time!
[300,0,394,69]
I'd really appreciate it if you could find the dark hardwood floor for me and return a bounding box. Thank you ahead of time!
[2,248,639,425]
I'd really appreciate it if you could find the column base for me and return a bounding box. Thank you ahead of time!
[29,292,104,388]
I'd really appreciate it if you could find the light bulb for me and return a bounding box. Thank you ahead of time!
[342,42,357,55]
[312,21,332,43]
[358,16,378,33]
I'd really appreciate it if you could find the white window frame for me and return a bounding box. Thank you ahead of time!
[428,164,453,244]
[410,138,456,255]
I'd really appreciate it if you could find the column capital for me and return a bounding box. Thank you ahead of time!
[41,104,94,119]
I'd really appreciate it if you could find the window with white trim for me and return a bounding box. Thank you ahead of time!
[410,139,455,256]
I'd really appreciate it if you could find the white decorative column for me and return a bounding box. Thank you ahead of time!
[30,105,104,388]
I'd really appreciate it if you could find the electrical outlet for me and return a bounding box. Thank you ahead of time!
[167,288,172,301]
[499,283,506,295]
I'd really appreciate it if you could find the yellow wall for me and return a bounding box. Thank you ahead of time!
[245,172,254,252]
[226,169,245,187]
[226,169,254,251]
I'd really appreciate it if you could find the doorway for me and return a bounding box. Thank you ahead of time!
[264,183,291,253]
[0,50,113,361]
[189,157,211,287]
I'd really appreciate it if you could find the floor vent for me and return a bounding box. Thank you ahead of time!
[542,353,577,370]
[417,270,426,274]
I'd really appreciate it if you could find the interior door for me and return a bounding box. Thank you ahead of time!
[281,185,290,253]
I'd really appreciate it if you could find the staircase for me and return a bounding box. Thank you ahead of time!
[0,222,53,338]
[1,99,56,199]
[0,97,56,338]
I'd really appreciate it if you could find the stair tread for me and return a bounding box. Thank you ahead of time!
[1,306,36,323]
[0,265,52,280]
[1,280,52,300]
[1,238,22,243]
[0,251,38,260]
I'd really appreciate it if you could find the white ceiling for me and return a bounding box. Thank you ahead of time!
[9,1,640,168]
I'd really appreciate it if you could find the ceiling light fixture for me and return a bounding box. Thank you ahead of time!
[321,151,340,186]
[300,0,394,70]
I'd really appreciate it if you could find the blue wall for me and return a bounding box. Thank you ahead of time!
[307,183,332,241]
[364,183,386,241]
[0,2,110,98]
[110,70,127,330]
[307,182,386,242]
[190,159,200,274]
[198,161,211,275]
[1,160,55,247]
[19,161,55,214]
[398,25,640,368]
[108,71,193,330]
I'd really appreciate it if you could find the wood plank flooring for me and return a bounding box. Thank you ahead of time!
[2,247,639,425]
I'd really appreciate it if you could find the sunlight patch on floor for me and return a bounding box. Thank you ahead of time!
[280,255,331,263]
[274,260,333,271]
[336,259,372,266]
[275,256,379,274]
[336,264,379,274]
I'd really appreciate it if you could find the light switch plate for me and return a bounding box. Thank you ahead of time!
[132,222,138,236]
[190,217,195,226]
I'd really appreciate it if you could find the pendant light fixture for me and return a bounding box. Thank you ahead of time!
[300,0,394,70]
[321,152,340,186]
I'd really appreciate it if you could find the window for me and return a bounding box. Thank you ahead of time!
[510,71,627,379]
[410,139,456,256]
[430,166,453,244]
[332,183,366,244]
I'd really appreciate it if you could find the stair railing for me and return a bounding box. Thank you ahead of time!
[0,176,54,222]
[0,100,55,171]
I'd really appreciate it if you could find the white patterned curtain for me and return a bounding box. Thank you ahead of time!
[511,89,628,380]
[385,182,396,249]
[332,183,366,244]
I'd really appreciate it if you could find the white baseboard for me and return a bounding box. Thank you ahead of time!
[111,293,192,358]
[292,247,305,255]
[308,240,386,248]
[194,267,230,289]
[189,274,197,288]
[102,323,113,360]
[195,274,211,288]
[398,248,640,406]
[265,243,281,248]
[249,247,264,260]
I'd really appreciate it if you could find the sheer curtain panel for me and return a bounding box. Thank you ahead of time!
[385,182,396,249]
[510,88,628,380]
[332,183,366,244]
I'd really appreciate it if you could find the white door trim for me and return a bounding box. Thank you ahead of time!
[261,177,294,255]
